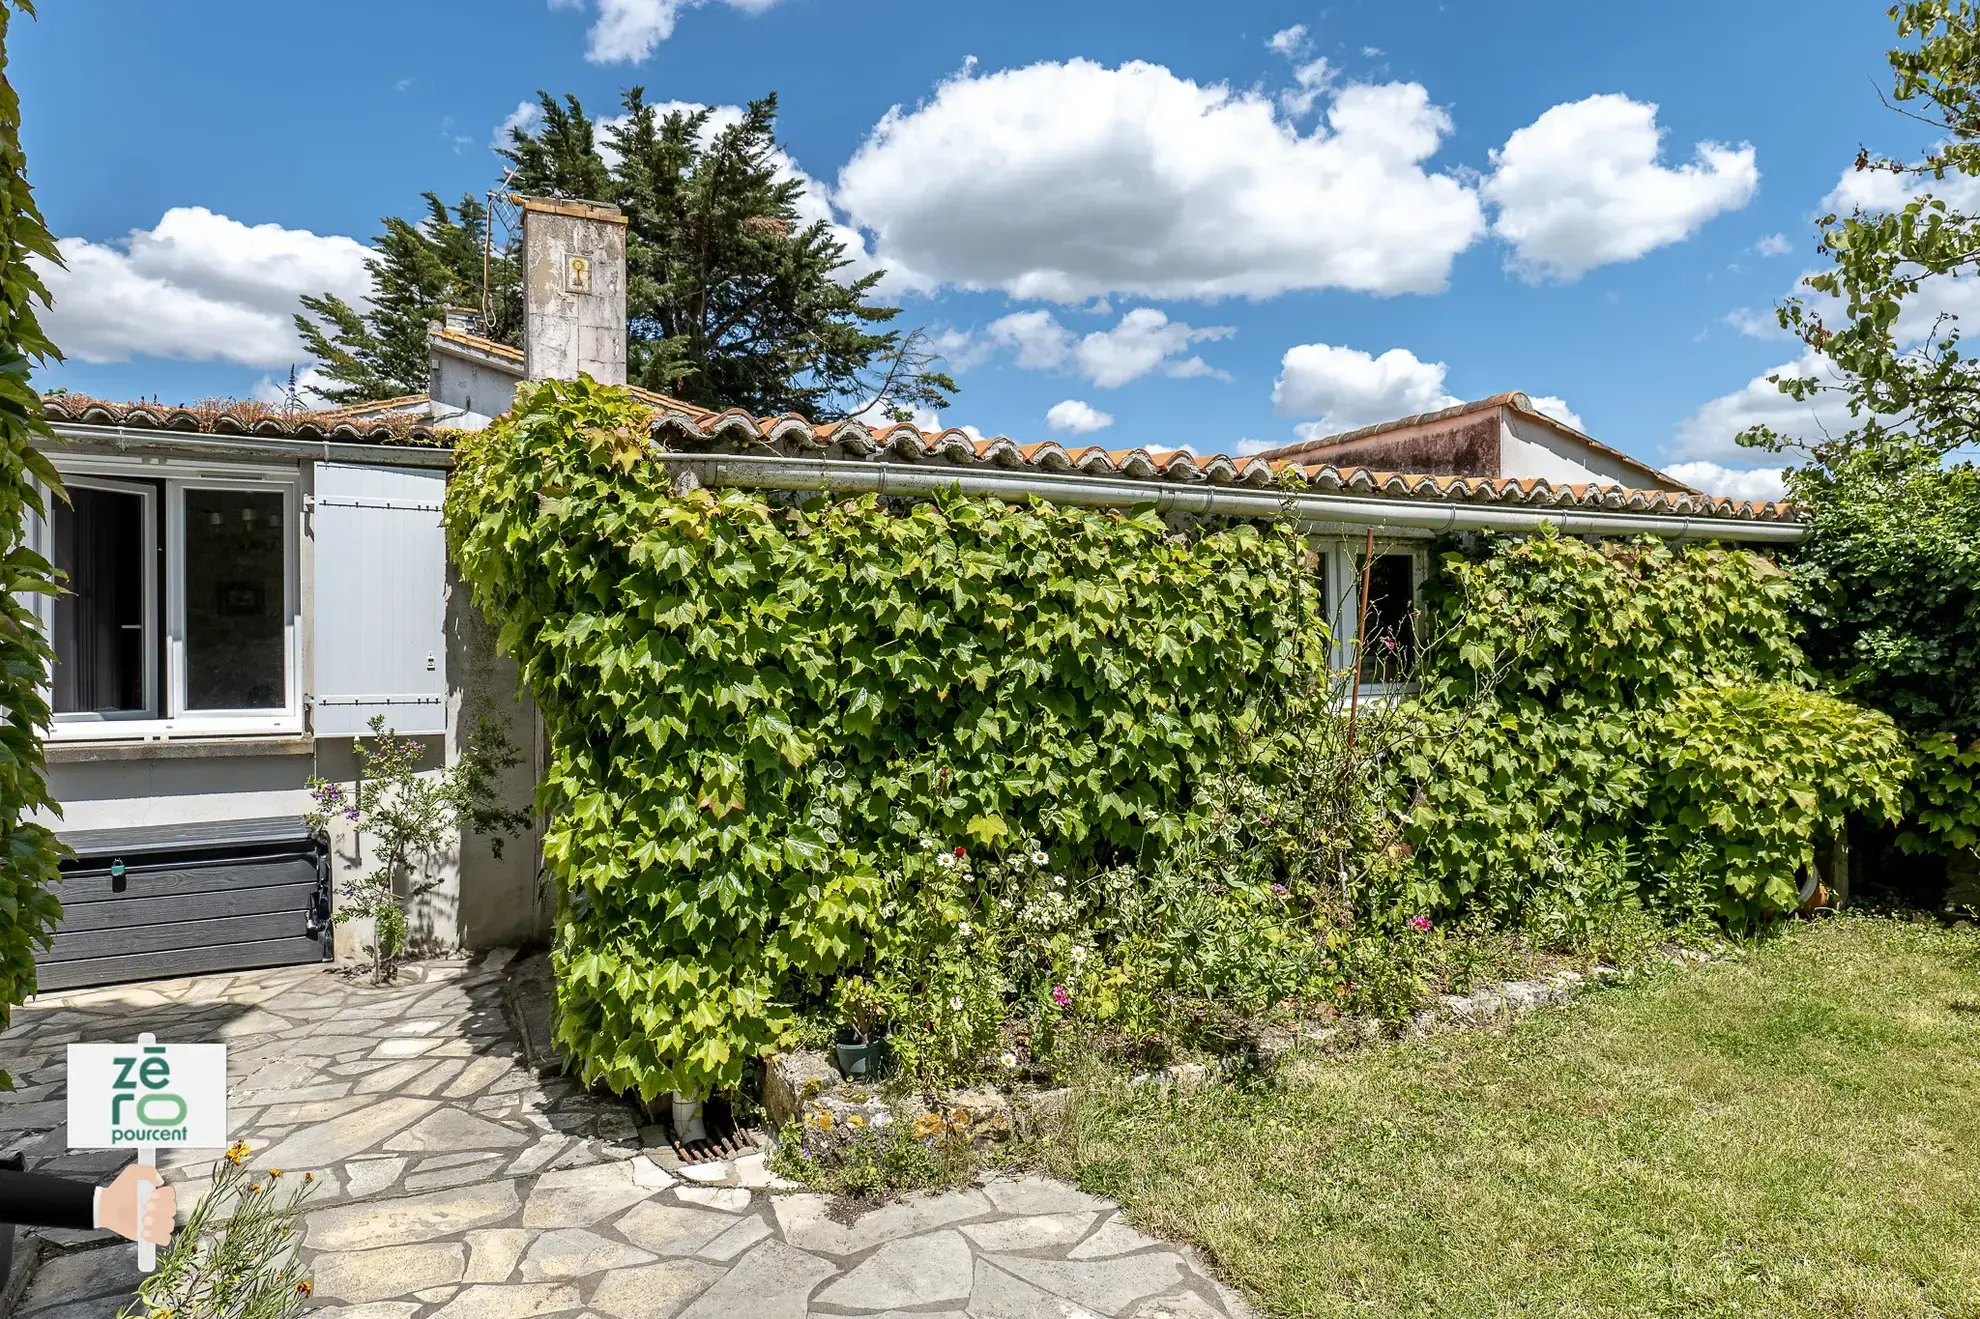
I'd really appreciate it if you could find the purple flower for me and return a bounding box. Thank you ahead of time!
[1051,985,1071,1008]
[1270,883,1289,898]
[1409,914,1432,932]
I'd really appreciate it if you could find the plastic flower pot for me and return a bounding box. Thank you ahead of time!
[672,1093,708,1144]
[835,1027,889,1080]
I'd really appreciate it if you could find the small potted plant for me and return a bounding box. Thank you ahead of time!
[833,975,890,1080]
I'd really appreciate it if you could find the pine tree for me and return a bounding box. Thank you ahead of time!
[294,194,516,404]
[298,89,953,419]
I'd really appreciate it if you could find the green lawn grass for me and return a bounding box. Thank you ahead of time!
[1042,916,1980,1318]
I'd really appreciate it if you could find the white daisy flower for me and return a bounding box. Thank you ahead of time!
[957,921,972,936]
[1070,946,1088,962]
[949,995,964,1011]
[937,853,956,869]
[1031,850,1049,866]
[1000,1052,1018,1068]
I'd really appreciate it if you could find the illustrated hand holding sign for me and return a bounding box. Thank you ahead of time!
[67,1032,227,1271]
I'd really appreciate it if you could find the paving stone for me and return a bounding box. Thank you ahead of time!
[15,1245,140,1305]
[310,1241,467,1304]
[308,1304,421,1319]
[259,1095,374,1125]
[677,1160,730,1185]
[614,1202,739,1256]
[426,1282,583,1319]
[731,1152,773,1188]
[258,1095,439,1169]
[305,1181,522,1251]
[444,1056,518,1099]
[628,1154,676,1190]
[675,1240,835,1319]
[695,1213,771,1261]
[988,1253,1189,1316]
[1126,1292,1230,1319]
[516,1227,656,1280]
[966,1260,1105,1319]
[406,1152,512,1192]
[504,1136,574,1177]
[982,1176,1113,1218]
[375,1037,440,1059]
[522,1161,654,1228]
[814,1230,973,1311]
[343,1157,408,1200]
[960,1212,1101,1253]
[675,1185,752,1212]
[771,1188,993,1256]
[386,1107,530,1153]
[1068,1213,1169,1261]
[464,1228,532,1283]
[586,1259,724,1319]
[413,1287,461,1303]
[402,1058,472,1096]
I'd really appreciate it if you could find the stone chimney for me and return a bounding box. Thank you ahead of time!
[521,196,628,385]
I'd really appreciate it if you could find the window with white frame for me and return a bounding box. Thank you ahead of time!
[1313,538,1427,691]
[31,457,302,738]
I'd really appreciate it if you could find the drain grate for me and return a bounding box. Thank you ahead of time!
[671,1097,759,1166]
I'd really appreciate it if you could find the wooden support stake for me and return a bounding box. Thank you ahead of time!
[1347,527,1375,750]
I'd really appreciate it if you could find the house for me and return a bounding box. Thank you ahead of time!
[20,194,1804,991]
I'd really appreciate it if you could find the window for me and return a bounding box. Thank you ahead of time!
[50,480,157,718]
[1314,539,1424,692]
[33,458,301,739]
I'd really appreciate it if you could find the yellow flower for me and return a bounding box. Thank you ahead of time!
[912,1112,944,1139]
[224,1140,251,1166]
[807,1111,833,1131]
[268,1168,284,1179]
[846,1113,867,1128]
[294,1281,313,1297]
[303,1172,316,1183]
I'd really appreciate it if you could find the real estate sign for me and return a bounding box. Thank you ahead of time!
[66,1038,228,1149]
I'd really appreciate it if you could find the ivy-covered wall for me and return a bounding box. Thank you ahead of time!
[447,378,1318,1100]
[1405,534,1910,922]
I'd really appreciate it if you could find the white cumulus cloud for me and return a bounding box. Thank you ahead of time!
[1045,399,1115,435]
[1272,342,1457,437]
[1483,94,1758,281]
[1675,350,1855,459]
[552,0,787,63]
[1756,232,1791,257]
[987,307,1232,388]
[1526,394,1585,431]
[38,207,373,368]
[494,99,541,149]
[1664,460,1788,502]
[834,58,1486,302]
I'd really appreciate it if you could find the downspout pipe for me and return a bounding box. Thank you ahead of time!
[654,451,1809,545]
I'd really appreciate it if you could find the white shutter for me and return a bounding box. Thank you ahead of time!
[311,462,449,737]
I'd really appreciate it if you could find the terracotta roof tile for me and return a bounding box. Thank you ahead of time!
[41,394,452,445]
[642,404,1800,525]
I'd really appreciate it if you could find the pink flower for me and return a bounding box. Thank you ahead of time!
[1409,915,1432,932]
[1051,985,1071,1008]
[1270,883,1289,898]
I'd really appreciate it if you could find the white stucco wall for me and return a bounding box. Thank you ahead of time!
[1500,414,1652,487]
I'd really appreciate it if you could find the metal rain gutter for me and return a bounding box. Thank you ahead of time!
[656,451,1809,545]
[49,423,457,470]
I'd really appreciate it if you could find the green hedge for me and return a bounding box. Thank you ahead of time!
[1406,533,1909,922]
[446,378,1319,1099]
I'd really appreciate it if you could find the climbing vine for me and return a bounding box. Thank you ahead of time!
[447,377,1318,1100]
[0,0,69,1079]
[1405,533,1910,922]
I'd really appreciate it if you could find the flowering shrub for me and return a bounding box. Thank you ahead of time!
[445,377,1318,1101]
[121,1142,318,1319]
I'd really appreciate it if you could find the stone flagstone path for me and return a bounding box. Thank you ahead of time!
[0,956,1250,1318]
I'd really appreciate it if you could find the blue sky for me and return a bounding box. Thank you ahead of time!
[17,0,1914,496]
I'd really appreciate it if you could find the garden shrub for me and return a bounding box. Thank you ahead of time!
[1406,532,1910,923]
[445,377,1320,1100]
[0,0,70,1087]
